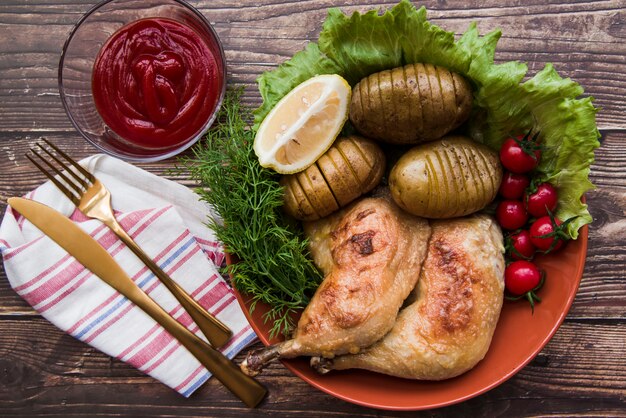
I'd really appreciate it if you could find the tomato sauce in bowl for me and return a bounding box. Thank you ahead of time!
[59,0,225,161]
[92,17,222,152]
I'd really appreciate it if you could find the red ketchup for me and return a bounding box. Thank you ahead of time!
[92,18,222,151]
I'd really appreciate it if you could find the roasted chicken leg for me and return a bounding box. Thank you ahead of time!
[312,215,504,380]
[241,197,431,376]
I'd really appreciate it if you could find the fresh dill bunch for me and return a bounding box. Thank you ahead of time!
[180,88,323,337]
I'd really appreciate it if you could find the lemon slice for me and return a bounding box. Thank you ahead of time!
[254,74,351,174]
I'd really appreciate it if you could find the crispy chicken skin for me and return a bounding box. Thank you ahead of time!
[312,215,504,380]
[240,197,431,376]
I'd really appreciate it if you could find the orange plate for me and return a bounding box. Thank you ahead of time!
[231,225,588,411]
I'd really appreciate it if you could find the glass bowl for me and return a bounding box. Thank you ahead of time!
[59,0,226,162]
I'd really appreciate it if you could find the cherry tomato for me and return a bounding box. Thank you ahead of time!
[499,172,531,199]
[496,200,528,230]
[505,260,542,296]
[526,182,558,217]
[499,136,541,174]
[530,215,567,252]
[506,230,536,260]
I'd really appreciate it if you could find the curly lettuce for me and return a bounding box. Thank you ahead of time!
[254,0,599,238]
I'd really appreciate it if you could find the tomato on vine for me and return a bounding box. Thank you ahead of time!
[506,230,536,260]
[499,131,542,174]
[496,200,528,230]
[499,172,531,199]
[526,182,558,218]
[530,214,573,253]
[504,260,545,311]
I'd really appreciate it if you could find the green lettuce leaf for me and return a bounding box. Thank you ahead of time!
[521,67,599,236]
[254,0,599,239]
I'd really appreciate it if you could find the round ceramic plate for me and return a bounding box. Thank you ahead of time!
[232,225,588,410]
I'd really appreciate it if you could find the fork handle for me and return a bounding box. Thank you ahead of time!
[105,218,233,348]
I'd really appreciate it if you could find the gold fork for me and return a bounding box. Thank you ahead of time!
[27,138,232,348]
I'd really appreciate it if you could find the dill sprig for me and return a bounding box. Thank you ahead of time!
[179,89,322,337]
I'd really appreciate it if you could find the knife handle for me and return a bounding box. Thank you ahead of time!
[127,278,267,407]
[105,218,233,348]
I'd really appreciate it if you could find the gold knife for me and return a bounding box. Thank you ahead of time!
[8,197,266,407]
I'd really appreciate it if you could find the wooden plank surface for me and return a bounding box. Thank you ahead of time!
[1,0,625,416]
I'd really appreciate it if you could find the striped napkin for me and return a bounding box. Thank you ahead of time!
[0,154,256,397]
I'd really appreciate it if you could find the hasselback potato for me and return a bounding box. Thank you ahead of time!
[281,136,385,221]
[389,136,502,218]
[350,63,473,144]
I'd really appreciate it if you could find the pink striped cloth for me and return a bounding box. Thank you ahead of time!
[0,154,256,397]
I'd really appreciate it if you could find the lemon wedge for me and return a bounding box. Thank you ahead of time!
[254,74,351,174]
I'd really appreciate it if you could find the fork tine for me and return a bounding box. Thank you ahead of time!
[26,152,81,206]
[41,138,96,184]
[37,142,90,190]
[30,144,84,196]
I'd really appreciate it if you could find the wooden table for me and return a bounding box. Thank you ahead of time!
[1,1,625,416]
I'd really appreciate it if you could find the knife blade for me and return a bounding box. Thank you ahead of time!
[7,197,266,407]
